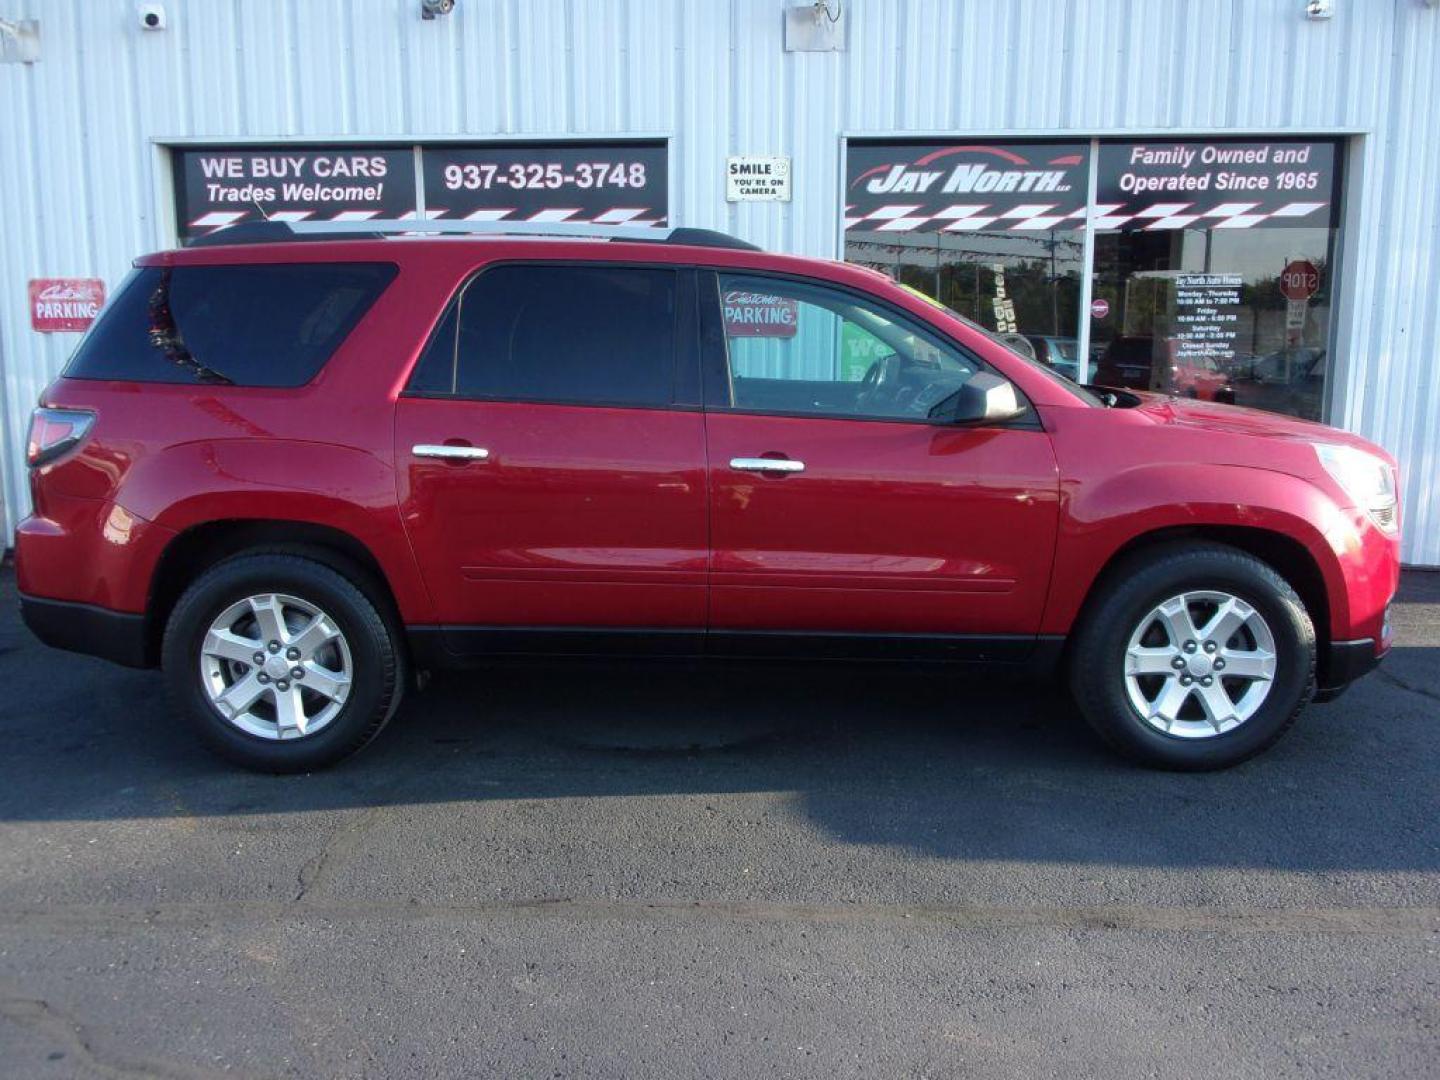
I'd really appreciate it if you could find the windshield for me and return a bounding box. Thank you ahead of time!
[897,284,1105,407]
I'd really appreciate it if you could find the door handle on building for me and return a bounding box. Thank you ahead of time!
[730,457,804,473]
[413,444,490,461]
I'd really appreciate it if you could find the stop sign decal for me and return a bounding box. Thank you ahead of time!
[1280,260,1320,301]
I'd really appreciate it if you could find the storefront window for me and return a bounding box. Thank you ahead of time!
[1088,138,1342,421]
[844,137,1344,421]
[844,141,1090,381]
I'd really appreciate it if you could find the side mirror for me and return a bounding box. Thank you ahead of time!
[928,372,1026,424]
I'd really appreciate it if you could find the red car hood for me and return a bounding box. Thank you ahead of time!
[1128,392,1395,464]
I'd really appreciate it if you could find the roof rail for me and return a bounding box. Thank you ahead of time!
[185,220,762,251]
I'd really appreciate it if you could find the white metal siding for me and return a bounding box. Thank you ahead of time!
[0,0,1436,562]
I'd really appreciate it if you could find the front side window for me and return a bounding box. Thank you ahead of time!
[65,263,396,387]
[408,264,678,407]
[715,273,981,421]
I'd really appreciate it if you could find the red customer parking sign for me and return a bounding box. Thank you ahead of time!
[29,278,106,332]
[722,290,798,338]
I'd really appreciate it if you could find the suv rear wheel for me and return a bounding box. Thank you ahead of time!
[162,553,405,772]
[1070,543,1315,770]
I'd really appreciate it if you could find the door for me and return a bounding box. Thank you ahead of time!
[702,271,1061,655]
[395,263,707,652]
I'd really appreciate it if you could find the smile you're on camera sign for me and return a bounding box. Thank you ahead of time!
[727,156,791,202]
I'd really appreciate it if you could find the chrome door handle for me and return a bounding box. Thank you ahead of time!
[413,444,490,461]
[730,457,804,473]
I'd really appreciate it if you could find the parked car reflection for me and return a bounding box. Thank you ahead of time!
[1231,347,1326,419]
[1023,335,1086,382]
[1094,335,1236,403]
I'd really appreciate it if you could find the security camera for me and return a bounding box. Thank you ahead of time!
[137,3,167,31]
[420,0,455,18]
[1305,0,1334,18]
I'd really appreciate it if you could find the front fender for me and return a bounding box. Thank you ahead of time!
[1042,462,1377,639]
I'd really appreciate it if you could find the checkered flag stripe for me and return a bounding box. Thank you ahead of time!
[191,207,668,234]
[845,200,1328,232]
[190,208,388,232]
[440,207,668,226]
[843,203,1087,232]
[189,211,249,230]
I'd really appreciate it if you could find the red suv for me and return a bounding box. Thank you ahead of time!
[17,223,1401,772]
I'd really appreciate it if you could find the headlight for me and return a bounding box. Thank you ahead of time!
[1314,443,1399,533]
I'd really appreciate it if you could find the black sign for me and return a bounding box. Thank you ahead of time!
[1172,273,1243,365]
[844,141,1089,233]
[421,142,668,225]
[1094,138,1340,230]
[173,146,416,239]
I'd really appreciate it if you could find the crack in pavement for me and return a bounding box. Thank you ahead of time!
[292,805,387,903]
[1,899,1437,935]
[1377,668,1440,704]
[0,989,250,1080]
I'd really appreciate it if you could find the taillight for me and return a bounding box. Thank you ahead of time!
[26,407,95,468]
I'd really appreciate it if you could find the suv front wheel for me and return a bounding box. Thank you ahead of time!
[162,553,405,772]
[1070,543,1316,770]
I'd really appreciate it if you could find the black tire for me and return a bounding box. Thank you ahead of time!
[162,553,405,772]
[1069,542,1315,770]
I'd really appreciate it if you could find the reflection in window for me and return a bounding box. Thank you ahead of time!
[65,263,397,387]
[847,232,1086,383]
[1089,226,1337,422]
[842,137,1344,422]
[1086,137,1341,422]
[843,140,1091,384]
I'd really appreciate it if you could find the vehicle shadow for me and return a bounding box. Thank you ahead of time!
[1,570,1436,874]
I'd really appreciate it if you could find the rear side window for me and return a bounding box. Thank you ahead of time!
[65,263,396,387]
[407,265,677,407]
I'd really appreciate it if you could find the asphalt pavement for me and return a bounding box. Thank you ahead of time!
[0,567,1436,1079]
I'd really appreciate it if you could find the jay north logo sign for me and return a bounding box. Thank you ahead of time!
[844,142,1090,233]
[844,139,1339,233]
[859,162,1072,196]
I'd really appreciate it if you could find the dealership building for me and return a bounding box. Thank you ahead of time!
[0,0,1436,563]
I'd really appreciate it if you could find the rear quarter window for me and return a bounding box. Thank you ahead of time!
[65,262,397,387]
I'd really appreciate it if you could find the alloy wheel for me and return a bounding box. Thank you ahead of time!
[1122,590,1278,739]
[198,593,353,740]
